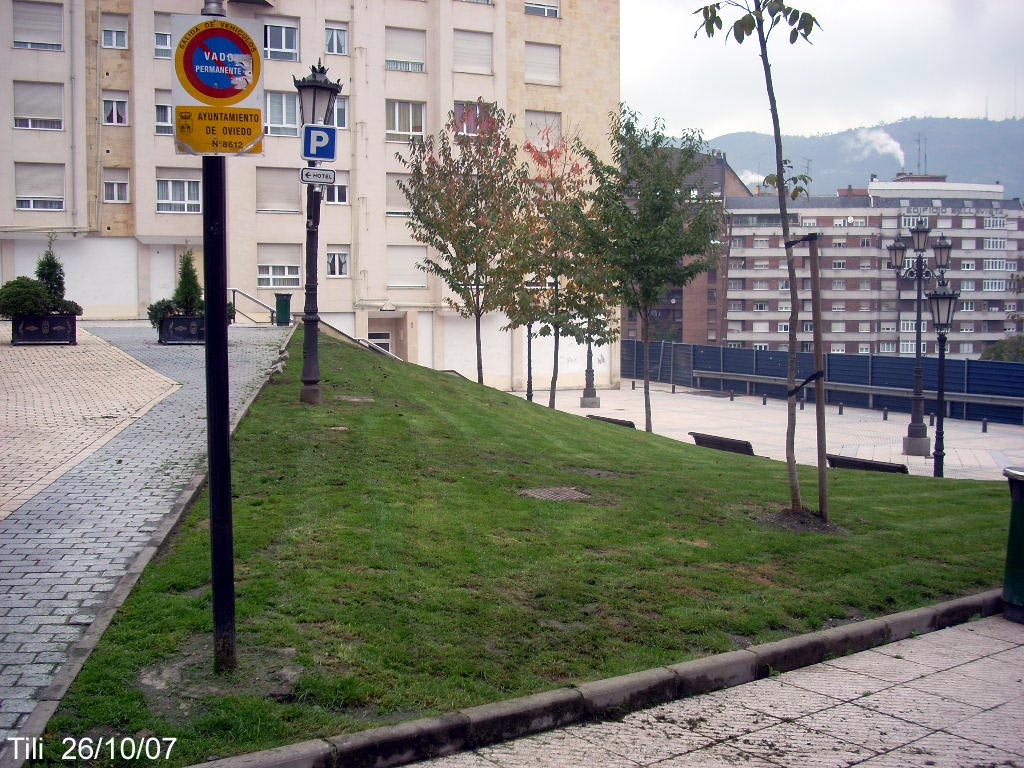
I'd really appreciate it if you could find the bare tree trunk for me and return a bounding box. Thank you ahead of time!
[756,5,802,513]
[642,311,652,432]
[548,325,560,409]
[475,311,484,385]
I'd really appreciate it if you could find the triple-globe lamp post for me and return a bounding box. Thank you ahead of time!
[926,238,959,478]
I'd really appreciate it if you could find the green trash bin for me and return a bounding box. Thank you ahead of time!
[1005,467,1024,624]
[274,293,293,326]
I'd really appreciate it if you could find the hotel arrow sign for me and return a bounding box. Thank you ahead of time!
[300,167,336,185]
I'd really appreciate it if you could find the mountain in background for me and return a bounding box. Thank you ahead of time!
[708,117,1024,200]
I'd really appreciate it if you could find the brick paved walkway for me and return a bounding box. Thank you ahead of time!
[0,323,290,753]
[416,616,1024,768]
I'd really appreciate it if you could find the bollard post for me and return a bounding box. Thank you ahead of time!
[631,380,635,391]
[799,399,805,411]
[838,403,844,415]
[929,413,935,427]
[672,383,676,394]
[883,407,888,421]
[762,394,767,405]
[983,418,989,433]
[729,390,735,402]
[1003,468,1024,623]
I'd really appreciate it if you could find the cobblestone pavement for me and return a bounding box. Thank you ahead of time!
[531,384,1024,481]
[417,616,1024,768]
[0,322,290,753]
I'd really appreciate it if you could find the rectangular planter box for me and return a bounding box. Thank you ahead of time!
[159,315,205,345]
[11,314,77,345]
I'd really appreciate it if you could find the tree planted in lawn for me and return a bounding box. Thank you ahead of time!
[581,106,720,433]
[696,0,821,514]
[397,100,532,385]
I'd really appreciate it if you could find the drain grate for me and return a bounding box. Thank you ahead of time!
[519,486,591,501]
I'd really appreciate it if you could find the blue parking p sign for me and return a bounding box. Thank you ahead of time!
[301,124,337,162]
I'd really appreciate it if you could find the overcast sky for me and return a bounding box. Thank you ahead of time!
[620,0,1024,140]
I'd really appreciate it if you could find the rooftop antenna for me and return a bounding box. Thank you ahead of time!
[923,134,927,174]
[915,133,922,175]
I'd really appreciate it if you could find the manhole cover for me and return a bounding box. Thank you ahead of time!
[519,486,591,501]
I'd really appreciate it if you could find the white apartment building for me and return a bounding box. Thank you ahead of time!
[723,174,1023,358]
[0,0,621,389]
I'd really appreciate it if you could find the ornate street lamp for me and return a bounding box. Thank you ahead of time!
[293,62,342,405]
[889,225,936,456]
[928,279,960,478]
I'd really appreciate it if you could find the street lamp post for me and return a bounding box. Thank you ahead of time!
[927,236,958,478]
[888,224,936,456]
[294,62,342,405]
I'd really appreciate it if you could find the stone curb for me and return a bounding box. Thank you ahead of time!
[0,327,297,768]
[189,588,1004,768]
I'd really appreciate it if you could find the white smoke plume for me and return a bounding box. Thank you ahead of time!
[847,128,905,167]
[739,169,765,187]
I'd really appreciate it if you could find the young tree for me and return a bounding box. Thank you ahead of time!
[581,106,721,433]
[696,1,821,514]
[397,100,531,384]
[173,248,204,316]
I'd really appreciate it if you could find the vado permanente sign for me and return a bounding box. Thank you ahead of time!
[171,15,264,156]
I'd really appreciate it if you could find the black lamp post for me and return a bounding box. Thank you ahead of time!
[888,224,936,456]
[927,239,958,478]
[294,62,342,405]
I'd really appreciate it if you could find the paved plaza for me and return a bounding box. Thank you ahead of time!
[0,327,1021,767]
[531,382,1024,481]
[0,322,291,760]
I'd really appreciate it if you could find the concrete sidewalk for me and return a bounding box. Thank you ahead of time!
[525,383,1024,481]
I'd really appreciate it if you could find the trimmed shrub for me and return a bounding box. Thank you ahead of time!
[0,277,52,318]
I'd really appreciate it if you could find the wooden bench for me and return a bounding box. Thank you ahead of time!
[586,414,636,429]
[826,453,909,474]
[688,432,754,456]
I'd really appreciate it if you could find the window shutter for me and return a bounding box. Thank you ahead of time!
[14,81,62,119]
[15,162,64,197]
[104,168,129,183]
[256,168,301,211]
[385,28,425,64]
[257,243,301,265]
[386,174,411,212]
[154,12,171,33]
[525,110,561,147]
[387,245,427,288]
[156,166,201,181]
[453,30,491,74]
[524,43,560,85]
[13,1,62,46]
[101,12,127,31]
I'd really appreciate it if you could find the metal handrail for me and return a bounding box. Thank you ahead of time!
[228,288,276,324]
[353,337,404,361]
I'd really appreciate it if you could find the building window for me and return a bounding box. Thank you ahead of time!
[14,162,64,210]
[753,237,769,248]
[454,30,493,74]
[154,13,172,58]
[326,248,350,277]
[858,344,871,354]
[524,42,560,85]
[961,260,975,270]
[831,343,846,354]
[831,280,846,290]
[524,110,561,148]
[752,280,770,290]
[256,168,301,212]
[155,97,173,135]
[752,343,769,350]
[858,322,871,333]
[264,22,298,61]
[802,321,814,332]
[959,342,974,355]
[778,301,791,312]
[454,101,490,135]
[983,238,1007,251]
[324,173,349,204]
[157,177,201,213]
[752,302,768,311]
[900,340,926,354]
[727,301,743,312]
[13,81,63,130]
[859,280,871,291]
[387,245,428,288]
[265,92,299,136]
[832,260,846,270]
[832,240,847,248]
[13,1,63,50]
[960,280,975,292]
[101,13,128,49]
[752,321,769,333]
[258,264,301,288]
[325,23,348,55]
[901,214,928,229]
[880,341,896,353]
[984,216,1006,229]
[731,236,745,248]
[778,322,789,333]
[727,279,743,290]
[960,322,975,333]
[525,1,559,17]
[103,168,129,203]
[103,92,128,125]
[385,28,426,72]
[753,260,770,270]
[900,319,926,333]
[831,322,846,333]
[860,237,872,248]
[983,258,1007,271]
[386,100,425,142]
[329,96,348,129]
[802,217,817,227]
[778,279,789,290]
[983,280,1007,292]
[880,321,897,333]
[387,173,412,215]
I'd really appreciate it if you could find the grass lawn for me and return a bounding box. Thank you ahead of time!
[41,332,1010,766]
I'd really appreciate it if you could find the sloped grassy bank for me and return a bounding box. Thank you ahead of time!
[42,333,1009,766]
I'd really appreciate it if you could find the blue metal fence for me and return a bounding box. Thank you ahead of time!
[621,340,1024,425]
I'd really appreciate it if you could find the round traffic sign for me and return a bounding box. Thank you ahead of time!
[175,20,262,107]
